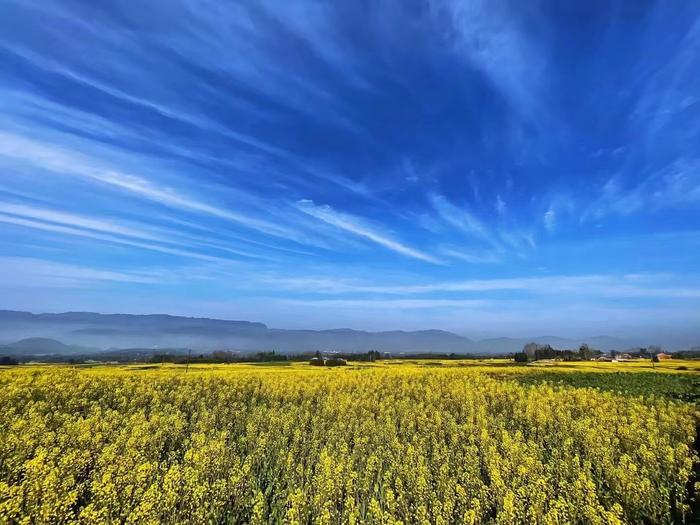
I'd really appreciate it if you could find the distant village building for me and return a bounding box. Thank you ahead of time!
[308,356,348,367]
[655,352,671,360]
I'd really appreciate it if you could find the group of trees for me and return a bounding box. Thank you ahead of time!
[149,350,290,365]
[149,349,388,365]
[673,348,700,360]
[314,350,383,362]
[611,346,663,359]
[514,343,601,363]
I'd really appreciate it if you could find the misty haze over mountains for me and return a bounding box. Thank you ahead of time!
[0,310,687,357]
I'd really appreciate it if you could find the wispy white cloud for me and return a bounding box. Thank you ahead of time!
[0,202,163,242]
[0,89,274,175]
[428,193,534,254]
[542,193,575,232]
[2,43,292,158]
[0,213,230,263]
[633,17,700,146]
[429,193,492,241]
[440,246,502,264]
[257,1,368,90]
[296,199,441,264]
[0,201,277,261]
[279,298,486,310]
[583,176,645,221]
[584,159,700,222]
[0,256,160,287]
[495,194,507,215]
[434,0,549,124]
[497,229,535,251]
[0,90,140,142]
[264,272,700,299]
[543,209,556,231]
[0,131,305,240]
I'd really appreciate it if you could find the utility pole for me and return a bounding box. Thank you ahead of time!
[185,349,191,373]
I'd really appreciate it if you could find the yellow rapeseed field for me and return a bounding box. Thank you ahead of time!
[0,361,697,524]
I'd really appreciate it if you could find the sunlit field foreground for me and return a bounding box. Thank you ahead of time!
[0,361,698,524]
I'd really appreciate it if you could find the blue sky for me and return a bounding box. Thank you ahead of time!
[0,0,699,340]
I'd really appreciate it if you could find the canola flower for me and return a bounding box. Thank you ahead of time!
[0,364,697,524]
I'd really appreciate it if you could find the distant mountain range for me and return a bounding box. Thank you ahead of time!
[0,309,661,356]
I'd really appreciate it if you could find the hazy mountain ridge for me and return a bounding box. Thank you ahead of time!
[0,310,664,355]
[0,337,97,356]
